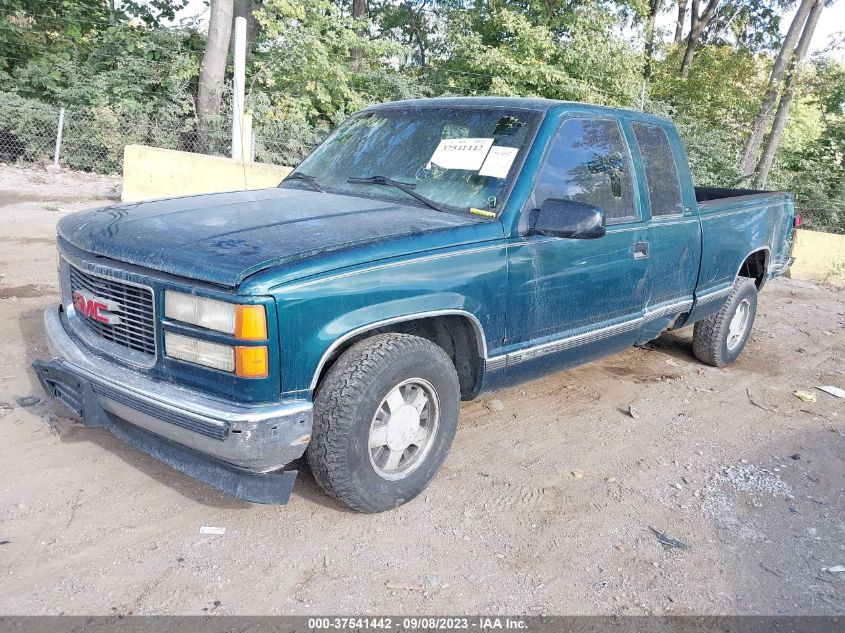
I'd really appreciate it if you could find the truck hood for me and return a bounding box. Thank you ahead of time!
[58,188,478,287]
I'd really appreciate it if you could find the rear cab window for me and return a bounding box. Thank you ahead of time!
[531,117,639,225]
[631,122,685,218]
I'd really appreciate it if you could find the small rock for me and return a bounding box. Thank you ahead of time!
[627,405,641,419]
[486,399,505,412]
[571,469,585,479]
[425,575,441,587]
[16,396,40,407]
[673,483,683,490]
[605,476,617,483]
[665,358,680,367]
[826,565,845,574]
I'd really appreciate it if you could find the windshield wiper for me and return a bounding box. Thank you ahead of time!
[282,171,325,192]
[347,175,449,214]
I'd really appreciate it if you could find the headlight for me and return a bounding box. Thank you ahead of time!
[164,291,270,377]
[164,332,235,372]
[164,290,267,339]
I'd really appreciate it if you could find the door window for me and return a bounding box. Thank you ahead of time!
[632,122,684,217]
[533,118,638,224]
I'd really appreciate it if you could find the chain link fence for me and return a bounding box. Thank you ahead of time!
[0,96,315,174]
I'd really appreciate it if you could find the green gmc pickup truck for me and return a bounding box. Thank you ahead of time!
[34,97,796,512]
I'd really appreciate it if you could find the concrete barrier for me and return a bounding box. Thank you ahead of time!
[789,229,845,286]
[121,144,292,203]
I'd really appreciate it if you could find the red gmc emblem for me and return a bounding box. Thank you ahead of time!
[72,290,122,325]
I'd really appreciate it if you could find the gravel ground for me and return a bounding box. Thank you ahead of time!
[0,166,843,616]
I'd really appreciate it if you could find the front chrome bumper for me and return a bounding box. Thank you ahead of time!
[34,305,313,503]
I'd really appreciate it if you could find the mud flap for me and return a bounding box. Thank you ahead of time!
[31,359,297,504]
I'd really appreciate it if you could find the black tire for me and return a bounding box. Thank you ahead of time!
[692,277,758,367]
[307,333,460,513]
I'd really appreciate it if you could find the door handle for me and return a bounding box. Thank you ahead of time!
[633,241,649,259]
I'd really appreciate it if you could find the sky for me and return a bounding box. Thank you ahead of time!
[173,0,844,59]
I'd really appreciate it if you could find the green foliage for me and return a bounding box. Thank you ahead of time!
[651,46,768,137]
[433,6,641,106]
[373,0,440,67]
[0,0,191,76]
[252,0,416,125]
[648,45,768,186]
[703,0,794,52]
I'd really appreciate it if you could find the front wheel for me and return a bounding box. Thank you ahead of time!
[692,277,758,367]
[307,333,460,513]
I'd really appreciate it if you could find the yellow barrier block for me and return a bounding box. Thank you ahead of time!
[790,229,845,286]
[121,144,292,203]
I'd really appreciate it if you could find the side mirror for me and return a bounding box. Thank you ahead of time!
[529,199,606,239]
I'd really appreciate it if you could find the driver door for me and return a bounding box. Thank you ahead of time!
[505,116,651,355]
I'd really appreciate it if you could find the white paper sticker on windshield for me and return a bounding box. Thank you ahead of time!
[478,146,519,179]
[427,138,494,171]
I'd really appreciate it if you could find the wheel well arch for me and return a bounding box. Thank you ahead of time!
[311,312,487,400]
[737,248,770,289]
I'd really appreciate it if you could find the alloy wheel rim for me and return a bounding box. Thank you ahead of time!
[368,378,440,481]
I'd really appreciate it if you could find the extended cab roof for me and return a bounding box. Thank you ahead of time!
[365,96,673,127]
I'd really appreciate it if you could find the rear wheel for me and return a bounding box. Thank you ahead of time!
[307,333,460,513]
[692,277,758,367]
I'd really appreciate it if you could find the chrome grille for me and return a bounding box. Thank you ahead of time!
[68,265,156,356]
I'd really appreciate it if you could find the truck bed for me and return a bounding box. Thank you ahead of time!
[695,186,785,205]
[693,186,795,300]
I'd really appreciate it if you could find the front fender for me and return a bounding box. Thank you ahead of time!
[273,245,508,397]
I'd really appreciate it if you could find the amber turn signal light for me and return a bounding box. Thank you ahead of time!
[235,305,268,340]
[235,346,269,378]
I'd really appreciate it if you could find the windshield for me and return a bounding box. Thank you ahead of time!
[280,105,541,218]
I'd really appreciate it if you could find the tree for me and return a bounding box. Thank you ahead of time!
[0,0,186,77]
[753,0,823,186]
[252,0,412,126]
[739,0,813,175]
[675,0,688,41]
[644,0,663,80]
[680,0,720,77]
[231,0,263,56]
[435,6,641,105]
[350,0,369,69]
[374,0,437,67]
[197,0,234,129]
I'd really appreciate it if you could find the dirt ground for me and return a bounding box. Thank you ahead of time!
[0,165,843,616]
